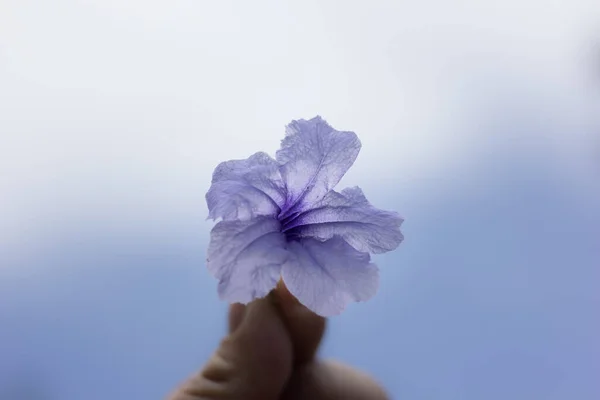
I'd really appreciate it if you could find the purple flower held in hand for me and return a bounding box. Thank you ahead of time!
[205,116,404,316]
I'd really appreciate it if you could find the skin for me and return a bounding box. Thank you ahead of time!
[167,283,389,400]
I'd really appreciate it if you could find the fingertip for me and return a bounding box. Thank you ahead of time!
[171,297,293,400]
[274,281,327,365]
[224,297,294,397]
[228,303,246,333]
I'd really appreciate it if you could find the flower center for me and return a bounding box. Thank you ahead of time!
[277,205,305,240]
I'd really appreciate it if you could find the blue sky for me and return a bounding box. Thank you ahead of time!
[1,149,598,399]
[1,1,599,399]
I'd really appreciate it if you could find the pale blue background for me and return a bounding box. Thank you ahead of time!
[1,1,599,399]
[2,150,599,399]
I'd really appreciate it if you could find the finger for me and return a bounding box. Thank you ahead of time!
[281,359,390,400]
[168,297,293,400]
[227,303,246,333]
[272,281,327,365]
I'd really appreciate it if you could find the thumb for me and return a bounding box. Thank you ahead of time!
[168,297,293,400]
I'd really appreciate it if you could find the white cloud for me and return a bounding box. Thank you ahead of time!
[1,0,598,245]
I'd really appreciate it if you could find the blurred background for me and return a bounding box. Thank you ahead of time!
[1,0,599,399]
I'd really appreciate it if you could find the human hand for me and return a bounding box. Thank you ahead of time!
[167,284,389,400]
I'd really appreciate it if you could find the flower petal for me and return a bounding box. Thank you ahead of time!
[283,187,403,254]
[206,152,286,221]
[282,236,379,316]
[207,216,288,304]
[276,116,361,218]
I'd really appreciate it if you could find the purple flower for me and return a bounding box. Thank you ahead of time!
[205,116,404,316]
